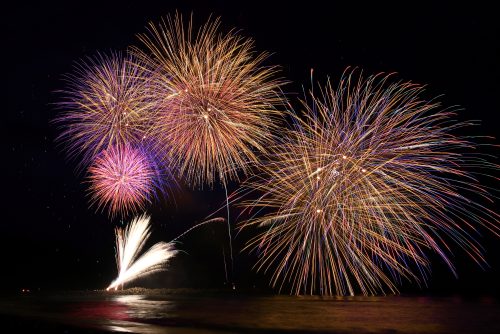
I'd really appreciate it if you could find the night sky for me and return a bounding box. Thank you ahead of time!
[4,1,500,295]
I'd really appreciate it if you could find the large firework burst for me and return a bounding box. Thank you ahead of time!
[240,71,499,296]
[55,52,156,167]
[135,13,284,188]
[87,144,160,218]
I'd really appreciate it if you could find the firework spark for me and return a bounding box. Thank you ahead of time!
[88,144,158,218]
[107,215,177,291]
[135,13,285,188]
[240,70,499,296]
[55,52,156,167]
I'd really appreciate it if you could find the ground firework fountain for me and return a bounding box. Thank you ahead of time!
[107,215,177,290]
[107,215,225,290]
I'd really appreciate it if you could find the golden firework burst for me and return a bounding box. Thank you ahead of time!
[239,70,499,296]
[134,13,285,188]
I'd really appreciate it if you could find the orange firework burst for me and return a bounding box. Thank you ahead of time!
[239,70,499,296]
[55,52,156,167]
[134,13,284,188]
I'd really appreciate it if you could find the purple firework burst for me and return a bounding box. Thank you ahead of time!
[55,52,156,168]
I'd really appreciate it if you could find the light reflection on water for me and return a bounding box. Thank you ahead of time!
[103,295,175,333]
[1,293,500,333]
[113,295,175,319]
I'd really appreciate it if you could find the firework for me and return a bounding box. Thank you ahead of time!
[107,215,177,290]
[55,52,156,167]
[88,144,159,218]
[107,215,225,290]
[134,13,284,188]
[239,70,499,296]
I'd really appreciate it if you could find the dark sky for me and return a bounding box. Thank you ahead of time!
[4,1,500,294]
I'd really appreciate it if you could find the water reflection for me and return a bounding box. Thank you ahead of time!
[68,295,177,332]
[113,295,175,319]
[107,319,153,333]
[1,293,500,333]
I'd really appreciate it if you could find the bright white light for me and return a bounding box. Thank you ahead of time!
[106,215,177,291]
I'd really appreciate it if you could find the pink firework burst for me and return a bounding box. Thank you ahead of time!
[88,144,155,218]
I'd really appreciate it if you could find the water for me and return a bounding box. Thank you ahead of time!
[1,291,499,333]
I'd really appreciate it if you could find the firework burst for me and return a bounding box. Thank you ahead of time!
[88,144,159,218]
[239,70,499,296]
[55,52,156,167]
[135,13,284,188]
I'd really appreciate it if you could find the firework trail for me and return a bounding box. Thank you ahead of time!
[88,144,160,218]
[170,217,226,241]
[55,52,156,168]
[107,215,177,290]
[239,70,499,296]
[107,215,225,290]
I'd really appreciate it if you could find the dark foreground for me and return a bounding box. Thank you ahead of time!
[1,289,499,333]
